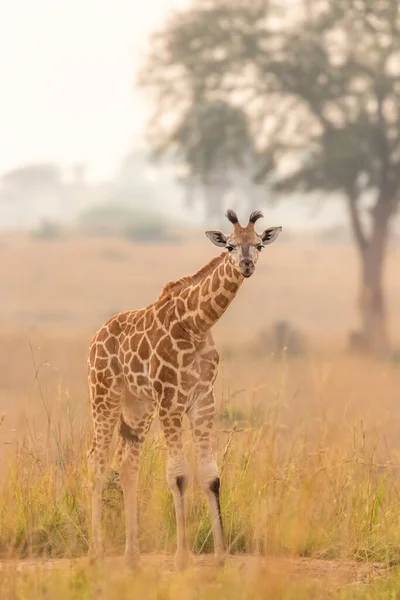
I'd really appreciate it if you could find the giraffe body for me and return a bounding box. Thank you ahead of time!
[87,210,282,569]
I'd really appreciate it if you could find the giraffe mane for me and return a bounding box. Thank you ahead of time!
[158,253,225,300]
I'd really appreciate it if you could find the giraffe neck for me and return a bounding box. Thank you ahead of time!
[176,253,244,339]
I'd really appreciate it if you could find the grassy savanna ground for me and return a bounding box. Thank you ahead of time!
[1,232,400,598]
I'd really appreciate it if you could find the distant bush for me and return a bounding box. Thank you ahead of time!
[124,221,167,242]
[100,247,127,261]
[319,224,352,244]
[257,320,306,357]
[78,202,174,242]
[31,219,63,240]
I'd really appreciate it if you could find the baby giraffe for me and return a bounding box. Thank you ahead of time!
[87,209,282,569]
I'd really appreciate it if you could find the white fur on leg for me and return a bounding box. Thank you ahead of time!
[166,456,190,570]
[120,454,141,568]
[198,460,226,565]
[87,452,105,560]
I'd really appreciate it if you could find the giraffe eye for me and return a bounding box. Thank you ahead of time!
[257,244,264,251]
[226,244,235,252]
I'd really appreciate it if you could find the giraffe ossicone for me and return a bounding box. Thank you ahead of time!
[87,209,282,569]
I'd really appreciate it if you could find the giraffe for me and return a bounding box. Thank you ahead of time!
[87,209,282,569]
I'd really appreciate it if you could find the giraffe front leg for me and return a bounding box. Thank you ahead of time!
[159,404,190,571]
[188,386,226,567]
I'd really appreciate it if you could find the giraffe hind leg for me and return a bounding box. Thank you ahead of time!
[158,404,190,571]
[108,414,141,491]
[117,393,154,568]
[87,383,123,559]
[188,387,225,566]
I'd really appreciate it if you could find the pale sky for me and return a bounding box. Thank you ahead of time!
[0,1,352,230]
[0,1,184,181]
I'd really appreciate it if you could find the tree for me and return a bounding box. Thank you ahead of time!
[140,0,400,357]
[172,99,256,226]
[0,162,64,227]
[147,93,260,226]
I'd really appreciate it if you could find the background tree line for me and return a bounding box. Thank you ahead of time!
[140,0,400,358]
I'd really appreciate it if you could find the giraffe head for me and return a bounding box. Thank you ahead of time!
[205,210,282,278]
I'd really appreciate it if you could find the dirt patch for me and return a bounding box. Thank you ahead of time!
[0,554,392,587]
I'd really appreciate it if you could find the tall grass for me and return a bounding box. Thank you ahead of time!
[0,558,397,600]
[1,355,400,565]
[1,351,400,597]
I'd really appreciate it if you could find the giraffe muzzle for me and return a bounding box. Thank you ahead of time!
[240,259,255,278]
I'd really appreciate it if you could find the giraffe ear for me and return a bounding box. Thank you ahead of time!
[205,230,228,247]
[260,226,282,246]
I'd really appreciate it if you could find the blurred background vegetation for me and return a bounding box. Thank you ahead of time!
[139,0,400,358]
[1,0,400,360]
[2,4,400,592]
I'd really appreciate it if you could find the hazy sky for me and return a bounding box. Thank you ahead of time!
[0,1,184,181]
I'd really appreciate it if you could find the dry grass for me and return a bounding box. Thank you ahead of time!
[1,234,400,598]
[0,555,396,599]
[0,231,399,338]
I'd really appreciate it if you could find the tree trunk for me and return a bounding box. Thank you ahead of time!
[358,240,390,358]
[204,178,231,228]
[347,193,392,358]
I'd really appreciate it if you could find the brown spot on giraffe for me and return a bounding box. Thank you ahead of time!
[153,380,162,395]
[214,293,229,310]
[89,344,96,363]
[201,300,219,322]
[170,322,187,341]
[109,320,122,336]
[177,340,192,351]
[187,286,200,311]
[138,336,150,361]
[110,356,120,374]
[176,299,185,314]
[94,357,108,370]
[129,333,142,351]
[211,271,220,293]
[159,340,179,368]
[159,365,178,387]
[87,209,282,571]
[104,336,116,354]
[181,351,195,368]
[156,300,172,324]
[130,355,142,373]
[224,279,238,294]
[202,279,210,296]
[96,328,109,342]
[194,314,208,332]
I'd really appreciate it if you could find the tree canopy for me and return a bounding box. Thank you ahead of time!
[141,0,400,215]
[140,0,400,355]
